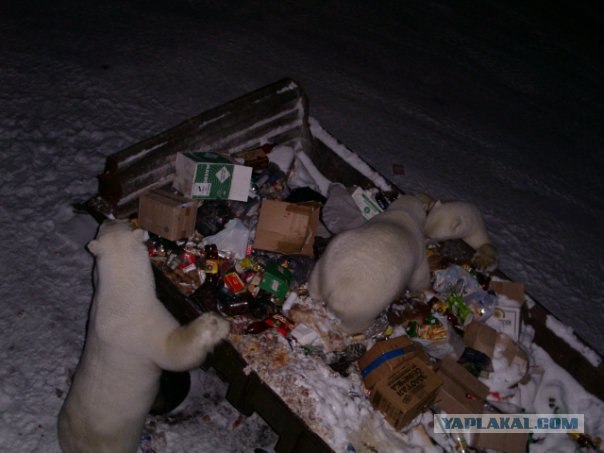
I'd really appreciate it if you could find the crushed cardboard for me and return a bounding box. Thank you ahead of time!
[470,406,530,453]
[435,357,489,415]
[463,322,530,386]
[435,357,529,453]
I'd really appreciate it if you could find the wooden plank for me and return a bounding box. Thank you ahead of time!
[104,79,305,174]
[522,301,604,401]
[208,343,333,453]
[151,263,333,452]
[148,259,333,452]
[99,78,309,209]
[307,135,378,190]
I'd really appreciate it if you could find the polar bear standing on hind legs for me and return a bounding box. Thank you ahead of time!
[58,219,230,453]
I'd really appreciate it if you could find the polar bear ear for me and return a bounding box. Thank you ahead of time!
[132,229,146,243]
[87,239,101,256]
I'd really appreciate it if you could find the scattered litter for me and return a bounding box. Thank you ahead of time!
[87,85,602,452]
[120,156,603,452]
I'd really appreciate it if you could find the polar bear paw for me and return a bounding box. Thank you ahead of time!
[161,312,231,371]
[472,243,498,272]
[197,312,231,342]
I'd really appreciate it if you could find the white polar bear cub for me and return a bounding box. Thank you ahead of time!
[58,219,230,453]
[309,195,430,333]
[425,200,498,271]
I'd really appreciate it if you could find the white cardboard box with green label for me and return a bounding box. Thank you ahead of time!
[173,151,253,202]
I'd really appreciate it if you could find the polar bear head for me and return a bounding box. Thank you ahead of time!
[87,219,152,288]
[425,200,489,249]
[87,219,146,257]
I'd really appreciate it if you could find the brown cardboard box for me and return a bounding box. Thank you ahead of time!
[463,322,529,386]
[489,281,525,341]
[357,336,423,389]
[232,146,270,170]
[435,358,529,453]
[435,357,489,414]
[253,200,321,256]
[489,281,525,305]
[370,356,442,430]
[470,407,530,453]
[138,189,200,241]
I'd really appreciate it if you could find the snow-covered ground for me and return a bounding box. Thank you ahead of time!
[1,0,602,451]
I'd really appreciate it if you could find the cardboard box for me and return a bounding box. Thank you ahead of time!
[463,322,529,386]
[253,200,321,256]
[138,189,200,241]
[491,305,522,342]
[435,357,489,414]
[173,151,253,201]
[357,336,422,389]
[489,281,525,341]
[470,407,529,453]
[489,281,525,305]
[351,187,383,220]
[370,357,442,430]
[232,145,270,170]
[435,358,529,453]
[259,262,292,299]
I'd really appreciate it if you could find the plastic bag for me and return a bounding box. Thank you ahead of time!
[321,183,366,235]
[202,218,250,260]
[433,264,483,295]
[408,313,465,359]
[433,264,496,322]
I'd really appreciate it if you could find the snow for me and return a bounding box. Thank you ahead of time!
[517,341,604,453]
[1,1,602,452]
[545,315,602,368]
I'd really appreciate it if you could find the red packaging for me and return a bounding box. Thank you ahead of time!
[179,252,197,273]
[224,272,246,294]
[265,313,292,336]
[244,313,293,336]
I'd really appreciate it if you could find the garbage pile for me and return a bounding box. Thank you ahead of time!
[122,145,598,453]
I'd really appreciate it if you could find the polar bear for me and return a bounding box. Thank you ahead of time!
[425,200,498,271]
[58,219,230,453]
[309,195,430,333]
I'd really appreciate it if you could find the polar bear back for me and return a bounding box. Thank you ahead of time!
[310,195,429,333]
[319,222,419,296]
